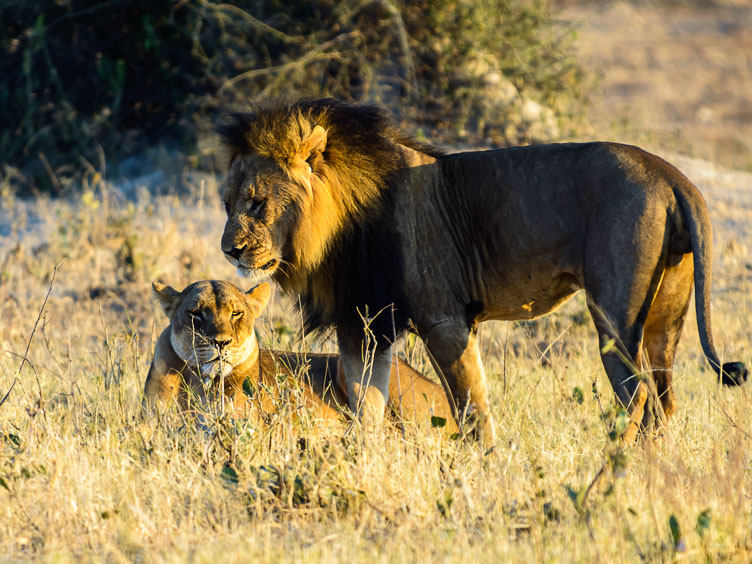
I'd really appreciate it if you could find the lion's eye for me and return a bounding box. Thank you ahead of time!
[189,310,203,321]
[247,198,264,217]
[231,311,243,320]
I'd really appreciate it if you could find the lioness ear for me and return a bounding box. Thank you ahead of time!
[152,281,181,319]
[245,282,272,316]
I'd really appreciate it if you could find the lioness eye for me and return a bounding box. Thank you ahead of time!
[189,310,203,321]
[231,311,243,319]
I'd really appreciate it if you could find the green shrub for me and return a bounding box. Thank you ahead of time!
[1,0,585,193]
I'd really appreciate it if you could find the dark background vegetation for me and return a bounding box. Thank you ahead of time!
[1,0,585,194]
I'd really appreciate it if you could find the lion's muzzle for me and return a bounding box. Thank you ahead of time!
[221,234,279,278]
[225,243,246,261]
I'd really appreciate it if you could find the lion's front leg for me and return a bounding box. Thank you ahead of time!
[142,359,182,415]
[142,328,183,415]
[422,322,497,446]
[338,330,392,428]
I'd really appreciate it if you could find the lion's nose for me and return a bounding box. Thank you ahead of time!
[225,244,246,260]
[211,337,232,349]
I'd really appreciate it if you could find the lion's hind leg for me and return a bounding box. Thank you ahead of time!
[641,253,693,421]
[587,298,658,443]
[585,212,670,442]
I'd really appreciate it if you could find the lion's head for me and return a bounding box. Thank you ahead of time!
[152,280,271,379]
[218,100,439,279]
[217,99,441,333]
[219,119,328,285]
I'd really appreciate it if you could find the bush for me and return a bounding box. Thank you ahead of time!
[1,0,585,193]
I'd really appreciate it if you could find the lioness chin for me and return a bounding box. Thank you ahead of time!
[216,98,748,444]
[142,280,454,432]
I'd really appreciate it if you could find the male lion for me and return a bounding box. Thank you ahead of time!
[217,98,747,444]
[142,280,453,431]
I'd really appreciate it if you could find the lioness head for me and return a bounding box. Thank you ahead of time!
[152,280,271,379]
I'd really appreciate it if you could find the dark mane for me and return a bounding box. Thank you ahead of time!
[217,99,444,344]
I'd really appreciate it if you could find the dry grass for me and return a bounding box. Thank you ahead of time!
[1,165,752,562]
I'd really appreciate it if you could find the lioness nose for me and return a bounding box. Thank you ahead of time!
[225,244,246,260]
[211,337,232,349]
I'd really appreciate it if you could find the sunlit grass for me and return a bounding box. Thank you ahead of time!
[1,171,750,561]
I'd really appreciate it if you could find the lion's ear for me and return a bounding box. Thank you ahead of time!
[245,282,272,317]
[152,281,181,319]
[290,124,327,200]
[301,125,327,165]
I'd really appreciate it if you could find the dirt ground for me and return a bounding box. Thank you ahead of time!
[557,0,752,171]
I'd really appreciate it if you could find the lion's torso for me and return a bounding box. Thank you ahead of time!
[392,142,684,327]
[218,101,688,337]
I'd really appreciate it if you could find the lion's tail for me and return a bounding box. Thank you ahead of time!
[672,178,748,386]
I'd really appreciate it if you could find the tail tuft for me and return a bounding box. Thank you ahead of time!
[720,361,748,386]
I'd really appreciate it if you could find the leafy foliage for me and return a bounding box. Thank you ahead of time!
[1,0,585,192]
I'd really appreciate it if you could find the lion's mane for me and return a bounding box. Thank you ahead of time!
[217,99,443,341]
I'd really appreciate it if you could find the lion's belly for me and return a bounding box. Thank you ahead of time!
[480,272,582,321]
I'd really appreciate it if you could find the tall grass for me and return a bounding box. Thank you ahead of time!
[1,169,750,561]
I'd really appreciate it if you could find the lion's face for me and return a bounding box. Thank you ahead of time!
[220,155,298,283]
[152,280,271,379]
[220,124,329,283]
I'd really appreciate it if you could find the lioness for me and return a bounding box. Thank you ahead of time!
[217,99,747,444]
[142,279,453,430]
